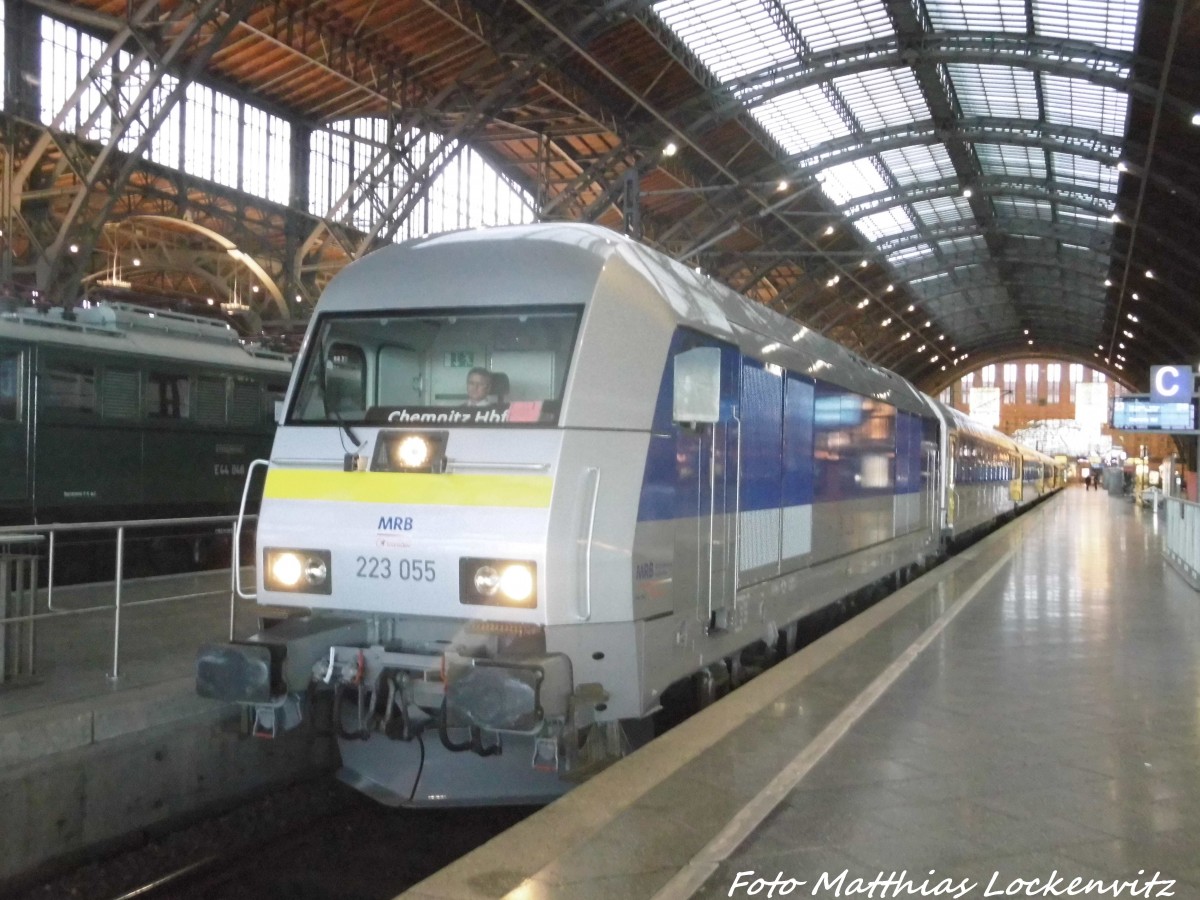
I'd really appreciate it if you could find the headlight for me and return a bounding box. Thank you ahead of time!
[460,558,537,608]
[264,548,332,594]
[371,430,448,473]
[396,435,431,469]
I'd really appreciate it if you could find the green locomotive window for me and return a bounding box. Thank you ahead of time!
[147,372,191,419]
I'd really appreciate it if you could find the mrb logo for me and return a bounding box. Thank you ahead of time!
[378,515,415,532]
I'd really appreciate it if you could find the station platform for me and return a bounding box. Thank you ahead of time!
[0,569,334,885]
[404,486,1200,900]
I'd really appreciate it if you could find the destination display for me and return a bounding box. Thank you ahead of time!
[1111,397,1195,431]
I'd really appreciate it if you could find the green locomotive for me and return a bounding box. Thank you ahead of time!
[0,301,291,527]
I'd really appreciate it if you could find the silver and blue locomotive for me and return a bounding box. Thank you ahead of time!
[197,223,1061,805]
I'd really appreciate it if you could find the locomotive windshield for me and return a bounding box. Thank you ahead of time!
[288,306,583,427]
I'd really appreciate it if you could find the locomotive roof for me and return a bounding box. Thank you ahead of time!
[0,302,292,376]
[317,223,934,416]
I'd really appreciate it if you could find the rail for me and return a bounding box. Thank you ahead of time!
[1163,496,1200,590]
[0,514,257,684]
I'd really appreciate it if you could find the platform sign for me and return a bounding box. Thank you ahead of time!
[1150,365,1193,403]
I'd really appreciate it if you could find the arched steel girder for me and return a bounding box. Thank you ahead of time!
[707,33,1185,126]
[867,292,1193,368]
[888,251,1200,323]
[85,214,287,318]
[841,176,1116,227]
[868,216,1200,286]
[886,246,1111,285]
[918,348,1135,396]
[786,117,1121,174]
[14,0,258,304]
[874,216,1113,258]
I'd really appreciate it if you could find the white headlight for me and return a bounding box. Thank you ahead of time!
[395,435,431,469]
[499,564,534,602]
[270,552,303,588]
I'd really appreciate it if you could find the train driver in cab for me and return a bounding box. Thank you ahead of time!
[463,367,492,407]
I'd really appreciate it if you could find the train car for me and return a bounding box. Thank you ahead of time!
[197,223,1059,806]
[0,301,291,526]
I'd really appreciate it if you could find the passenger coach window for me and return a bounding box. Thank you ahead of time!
[0,351,20,421]
[289,306,583,427]
[44,362,97,413]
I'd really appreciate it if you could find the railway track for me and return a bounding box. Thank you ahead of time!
[14,777,534,900]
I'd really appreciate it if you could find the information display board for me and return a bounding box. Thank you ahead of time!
[1112,397,1195,431]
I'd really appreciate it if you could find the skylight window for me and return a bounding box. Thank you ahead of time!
[782,0,894,52]
[948,65,1040,119]
[818,158,889,206]
[976,144,1048,179]
[1042,75,1130,135]
[925,0,1029,32]
[752,86,852,156]
[878,145,957,186]
[1033,0,1140,52]
[654,0,796,83]
[831,69,930,132]
[856,207,917,242]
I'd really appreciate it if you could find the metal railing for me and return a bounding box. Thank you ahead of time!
[0,515,255,683]
[1164,496,1200,591]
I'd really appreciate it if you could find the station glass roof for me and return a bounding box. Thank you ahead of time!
[653,0,1143,365]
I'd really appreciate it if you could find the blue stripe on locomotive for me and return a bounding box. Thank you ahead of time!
[635,328,929,525]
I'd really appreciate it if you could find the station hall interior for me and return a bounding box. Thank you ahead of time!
[3,0,1200,897]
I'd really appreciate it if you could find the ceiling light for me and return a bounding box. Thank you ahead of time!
[1192,112,1200,126]
[881,317,892,326]
[1123,330,1134,338]
[962,187,973,198]
[1131,292,1139,300]
[1127,313,1138,322]
[917,344,926,352]
[131,258,141,266]
[823,225,835,236]
[950,346,956,352]
[1024,329,1029,335]
[777,180,789,192]
[901,332,911,341]
[1117,161,1129,172]
[938,334,945,340]
[662,141,678,157]
[1111,213,1121,223]
[1104,279,1113,287]
[1145,269,1154,279]
[924,320,931,327]
[886,284,894,293]
[907,304,915,312]
[860,260,869,268]
[1028,340,1034,345]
